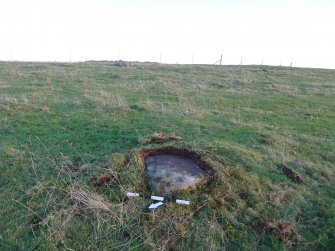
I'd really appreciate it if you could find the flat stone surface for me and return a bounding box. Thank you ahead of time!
[145,154,208,195]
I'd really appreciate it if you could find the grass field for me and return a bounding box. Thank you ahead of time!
[0,62,334,250]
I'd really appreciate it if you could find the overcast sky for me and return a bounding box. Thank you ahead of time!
[0,0,334,68]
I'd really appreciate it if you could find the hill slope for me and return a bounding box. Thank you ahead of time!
[0,62,334,250]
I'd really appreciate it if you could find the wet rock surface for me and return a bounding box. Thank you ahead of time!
[145,154,208,195]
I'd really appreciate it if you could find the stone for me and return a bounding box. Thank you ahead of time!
[145,154,208,195]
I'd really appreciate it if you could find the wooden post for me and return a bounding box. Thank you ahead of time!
[220,54,222,66]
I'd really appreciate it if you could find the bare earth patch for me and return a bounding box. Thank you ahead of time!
[279,164,302,183]
[92,173,118,187]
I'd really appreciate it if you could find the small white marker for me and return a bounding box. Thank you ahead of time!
[150,195,164,201]
[176,199,190,205]
[126,192,140,197]
[126,192,191,207]
[148,202,164,210]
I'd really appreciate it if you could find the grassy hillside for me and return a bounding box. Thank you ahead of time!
[0,62,334,250]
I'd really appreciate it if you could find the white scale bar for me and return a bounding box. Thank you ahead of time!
[148,201,164,209]
[176,199,190,205]
[150,195,164,201]
[126,192,190,205]
[126,192,140,197]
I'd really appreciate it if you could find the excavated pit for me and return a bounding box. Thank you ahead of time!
[141,148,214,195]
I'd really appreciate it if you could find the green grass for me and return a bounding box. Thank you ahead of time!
[0,62,334,250]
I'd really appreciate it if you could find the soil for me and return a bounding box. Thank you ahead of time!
[279,164,302,183]
[92,174,118,186]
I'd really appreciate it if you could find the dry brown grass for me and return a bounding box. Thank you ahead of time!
[138,133,183,144]
[83,89,129,112]
[40,106,50,112]
[0,104,11,111]
[68,185,114,213]
[265,220,299,246]
[92,172,119,187]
